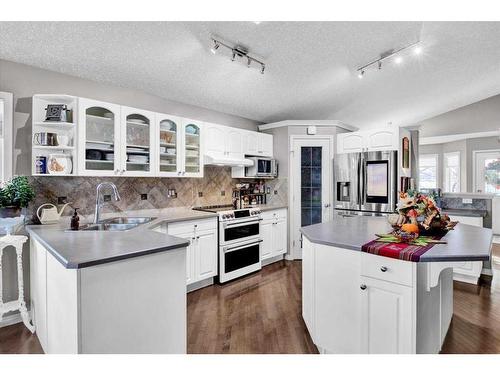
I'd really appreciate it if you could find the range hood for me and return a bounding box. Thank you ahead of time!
[204,152,254,167]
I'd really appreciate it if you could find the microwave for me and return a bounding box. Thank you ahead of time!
[245,157,278,178]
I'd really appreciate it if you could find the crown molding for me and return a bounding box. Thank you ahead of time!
[258,120,357,132]
[420,130,500,145]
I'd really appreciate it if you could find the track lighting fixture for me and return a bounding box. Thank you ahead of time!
[209,37,266,74]
[356,40,421,79]
[210,40,220,54]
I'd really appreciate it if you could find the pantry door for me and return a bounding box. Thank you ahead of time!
[290,136,334,259]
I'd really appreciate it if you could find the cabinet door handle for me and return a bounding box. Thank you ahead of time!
[380,266,388,272]
[360,284,367,290]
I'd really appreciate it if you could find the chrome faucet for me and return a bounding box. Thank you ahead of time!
[94,182,121,224]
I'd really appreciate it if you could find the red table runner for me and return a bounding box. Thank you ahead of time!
[361,237,440,262]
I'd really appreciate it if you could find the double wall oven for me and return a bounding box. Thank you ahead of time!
[193,205,263,283]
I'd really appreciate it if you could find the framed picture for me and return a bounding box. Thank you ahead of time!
[402,136,410,169]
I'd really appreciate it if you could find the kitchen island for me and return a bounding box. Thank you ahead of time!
[26,208,217,354]
[300,216,492,354]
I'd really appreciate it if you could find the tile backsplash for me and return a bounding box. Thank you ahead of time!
[29,167,288,219]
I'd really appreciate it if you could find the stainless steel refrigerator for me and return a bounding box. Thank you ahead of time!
[334,150,398,215]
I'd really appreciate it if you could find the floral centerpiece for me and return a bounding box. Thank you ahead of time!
[387,190,457,241]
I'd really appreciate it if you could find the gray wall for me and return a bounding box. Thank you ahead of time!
[0,59,260,176]
[419,93,500,137]
[0,59,261,320]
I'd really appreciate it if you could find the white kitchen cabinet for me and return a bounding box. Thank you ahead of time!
[336,132,365,153]
[120,106,155,177]
[204,122,244,159]
[181,119,204,178]
[336,128,399,154]
[258,133,273,157]
[167,217,218,286]
[261,208,287,260]
[360,276,414,354]
[260,219,274,260]
[447,216,484,284]
[156,113,182,177]
[195,229,218,280]
[78,97,122,176]
[244,130,259,155]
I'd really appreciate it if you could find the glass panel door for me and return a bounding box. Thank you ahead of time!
[183,122,201,176]
[301,147,323,227]
[84,106,117,173]
[159,118,179,175]
[475,151,500,194]
[125,113,151,173]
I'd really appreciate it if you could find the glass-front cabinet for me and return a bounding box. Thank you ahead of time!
[156,113,182,177]
[182,119,203,178]
[78,98,121,176]
[120,106,155,177]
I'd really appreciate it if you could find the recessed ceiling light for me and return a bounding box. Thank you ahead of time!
[395,56,403,64]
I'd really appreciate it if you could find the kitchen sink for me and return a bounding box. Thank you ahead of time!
[101,217,156,225]
[79,223,140,231]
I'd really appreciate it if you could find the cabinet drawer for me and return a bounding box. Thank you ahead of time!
[167,218,217,236]
[262,208,287,221]
[361,252,414,287]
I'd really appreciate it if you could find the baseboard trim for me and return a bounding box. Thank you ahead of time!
[187,277,214,293]
[0,311,25,329]
[262,254,285,267]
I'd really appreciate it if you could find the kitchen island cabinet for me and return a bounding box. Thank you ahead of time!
[301,216,492,354]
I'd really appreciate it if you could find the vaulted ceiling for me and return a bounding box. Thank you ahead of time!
[1,21,500,130]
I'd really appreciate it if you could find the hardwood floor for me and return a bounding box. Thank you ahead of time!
[187,260,318,354]
[2,244,500,354]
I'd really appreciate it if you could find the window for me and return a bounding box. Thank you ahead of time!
[0,92,13,183]
[443,152,460,192]
[474,150,500,195]
[419,154,438,189]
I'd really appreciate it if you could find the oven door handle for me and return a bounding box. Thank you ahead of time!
[223,218,262,228]
[223,239,263,253]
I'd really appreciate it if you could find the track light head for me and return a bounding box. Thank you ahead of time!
[260,64,265,74]
[231,50,236,62]
[247,57,251,68]
[210,40,220,54]
[357,70,364,79]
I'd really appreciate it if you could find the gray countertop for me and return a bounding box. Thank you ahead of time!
[25,204,286,270]
[300,216,492,262]
[26,207,218,269]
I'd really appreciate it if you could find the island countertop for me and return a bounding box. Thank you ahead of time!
[26,207,218,269]
[300,216,492,262]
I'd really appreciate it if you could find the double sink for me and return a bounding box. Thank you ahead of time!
[79,217,156,231]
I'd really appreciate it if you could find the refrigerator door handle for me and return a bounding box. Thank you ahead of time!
[356,156,362,206]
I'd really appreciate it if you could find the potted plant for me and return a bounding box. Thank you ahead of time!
[0,176,36,218]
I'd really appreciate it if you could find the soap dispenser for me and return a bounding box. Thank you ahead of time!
[70,208,80,231]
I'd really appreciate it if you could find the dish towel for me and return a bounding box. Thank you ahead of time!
[361,237,441,262]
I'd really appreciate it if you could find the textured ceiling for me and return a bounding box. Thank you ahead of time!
[1,21,500,130]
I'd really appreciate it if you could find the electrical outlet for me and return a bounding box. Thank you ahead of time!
[103,194,111,202]
[198,191,203,197]
[221,191,225,196]
[57,196,67,204]
[141,193,148,200]
[462,198,473,204]
[274,190,278,195]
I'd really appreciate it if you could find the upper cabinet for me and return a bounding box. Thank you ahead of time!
[120,106,155,177]
[204,123,244,159]
[78,97,122,176]
[182,119,203,178]
[337,128,400,154]
[242,131,273,157]
[156,113,182,177]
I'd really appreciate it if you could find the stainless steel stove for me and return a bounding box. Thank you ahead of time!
[193,205,263,283]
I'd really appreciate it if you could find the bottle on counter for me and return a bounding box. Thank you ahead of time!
[70,208,80,231]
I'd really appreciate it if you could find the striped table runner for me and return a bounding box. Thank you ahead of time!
[361,237,440,262]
